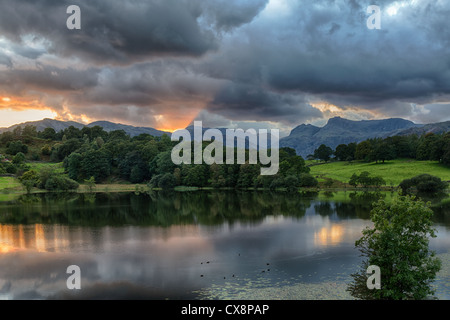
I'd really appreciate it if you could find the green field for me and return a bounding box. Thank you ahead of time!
[309,159,450,186]
[0,176,22,190]
[27,161,64,173]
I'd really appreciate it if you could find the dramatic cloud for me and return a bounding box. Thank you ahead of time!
[0,0,449,131]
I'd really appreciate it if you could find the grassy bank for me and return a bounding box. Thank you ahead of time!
[309,159,450,186]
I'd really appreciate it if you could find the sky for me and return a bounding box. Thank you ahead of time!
[0,0,449,135]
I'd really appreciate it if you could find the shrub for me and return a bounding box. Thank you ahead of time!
[12,152,26,164]
[44,175,79,191]
[158,173,176,190]
[299,173,319,187]
[400,174,448,194]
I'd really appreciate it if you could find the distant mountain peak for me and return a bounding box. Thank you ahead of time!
[280,117,424,157]
[0,118,170,137]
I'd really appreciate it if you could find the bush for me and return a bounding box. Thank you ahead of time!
[12,152,26,164]
[400,174,448,194]
[41,145,52,156]
[298,173,319,187]
[148,174,163,189]
[158,173,176,189]
[37,167,79,191]
[44,175,79,191]
[148,173,176,189]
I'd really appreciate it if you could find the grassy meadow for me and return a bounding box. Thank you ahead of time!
[309,159,450,186]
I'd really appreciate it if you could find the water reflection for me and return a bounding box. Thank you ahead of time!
[0,191,448,300]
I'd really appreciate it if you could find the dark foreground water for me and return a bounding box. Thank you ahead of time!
[0,191,449,300]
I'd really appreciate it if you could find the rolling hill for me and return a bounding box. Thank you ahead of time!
[280,117,442,158]
[0,118,170,137]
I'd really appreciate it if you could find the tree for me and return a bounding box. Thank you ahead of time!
[6,141,28,155]
[12,152,26,164]
[79,149,111,182]
[335,144,350,161]
[373,140,395,163]
[347,195,441,300]
[158,173,176,189]
[298,173,318,187]
[66,152,83,180]
[348,171,385,188]
[84,176,96,193]
[314,144,333,162]
[355,140,373,162]
[41,144,52,156]
[40,127,57,140]
[19,170,39,194]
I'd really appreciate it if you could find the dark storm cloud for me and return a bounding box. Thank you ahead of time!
[0,0,214,63]
[207,82,322,124]
[0,64,99,94]
[74,61,222,107]
[0,0,268,65]
[1,0,450,127]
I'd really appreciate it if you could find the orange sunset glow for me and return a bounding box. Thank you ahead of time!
[0,94,200,131]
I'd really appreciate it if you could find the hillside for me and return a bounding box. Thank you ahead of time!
[280,117,423,157]
[309,159,450,186]
[0,118,170,137]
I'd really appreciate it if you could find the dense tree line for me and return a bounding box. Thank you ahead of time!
[312,132,450,165]
[1,125,318,190]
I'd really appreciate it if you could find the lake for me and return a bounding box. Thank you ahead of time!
[0,191,449,300]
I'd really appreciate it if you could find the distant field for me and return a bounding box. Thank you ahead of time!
[0,176,22,191]
[309,159,450,186]
[28,162,64,173]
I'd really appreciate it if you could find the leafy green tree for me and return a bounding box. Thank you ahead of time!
[349,171,385,188]
[56,138,82,161]
[347,195,441,300]
[237,163,260,188]
[6,141,28,155]
[40,127,57,140]
[298,173,318,187]
[284,175,300,192]
[158,173,176,189]
[314,144,333,162]
[12,152,26,164]
[373,140,395,163]
[79,149,111,182]
[335,144,350,161]
[41,144,52,156]
[182,165,209,187]
[66,152,83,180]
[22,125,37,137]
[355,140,373,162]
[19,170,39,194]
[84,176,96,193]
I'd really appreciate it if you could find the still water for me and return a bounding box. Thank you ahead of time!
[0,191,449,300]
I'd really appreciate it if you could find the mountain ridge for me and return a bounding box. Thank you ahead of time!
[0,118,170,137]
[280,116,450,157]
[1,117,450,157]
